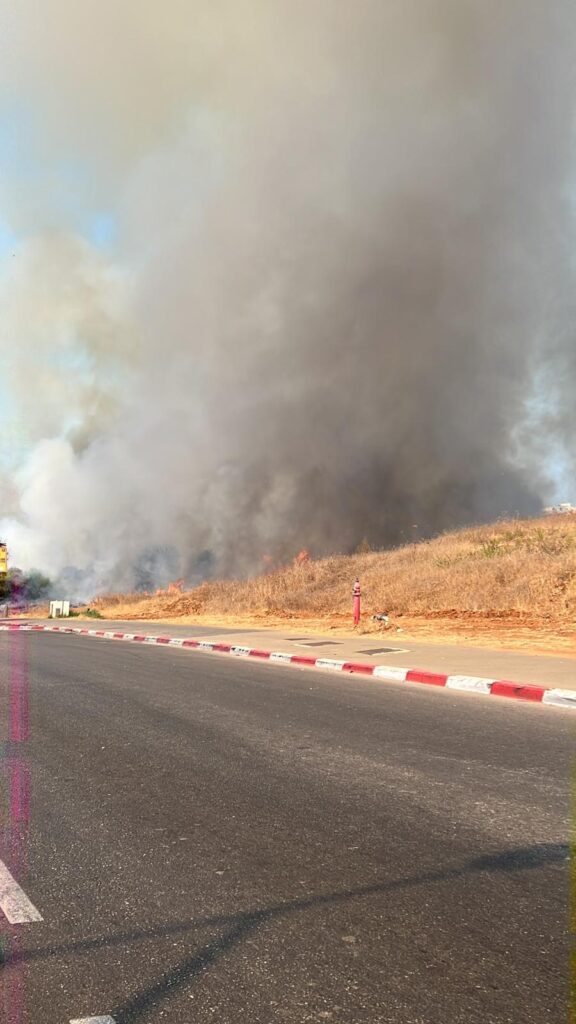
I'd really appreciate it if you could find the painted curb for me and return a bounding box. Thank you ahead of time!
[2,622,575,711]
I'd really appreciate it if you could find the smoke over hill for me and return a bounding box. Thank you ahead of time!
[0,2,574,595]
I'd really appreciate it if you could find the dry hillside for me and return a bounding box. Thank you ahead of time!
[94,515,576,653]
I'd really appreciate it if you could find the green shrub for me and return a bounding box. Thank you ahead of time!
[480,539,502,559]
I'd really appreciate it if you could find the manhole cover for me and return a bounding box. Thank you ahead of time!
[357,647,407,655]
[296,641,343,647]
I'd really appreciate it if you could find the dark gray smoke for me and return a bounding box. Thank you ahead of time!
[0,1,574,592]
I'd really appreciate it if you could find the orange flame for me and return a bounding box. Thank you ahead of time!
[293,549,310,565]
[155,579,184,596]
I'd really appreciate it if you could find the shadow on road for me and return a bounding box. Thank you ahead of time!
[3,842,568,1021]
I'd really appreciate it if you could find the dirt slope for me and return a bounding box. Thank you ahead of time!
[93,515,576,655]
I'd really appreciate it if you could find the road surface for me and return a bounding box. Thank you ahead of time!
[30,618,576,689]
[0,629,572,1023]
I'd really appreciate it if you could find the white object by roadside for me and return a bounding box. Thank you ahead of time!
[49,600,70,618]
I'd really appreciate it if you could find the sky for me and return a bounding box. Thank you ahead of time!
[0,1,574,595]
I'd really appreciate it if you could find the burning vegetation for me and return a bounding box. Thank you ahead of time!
[92,515,576,652]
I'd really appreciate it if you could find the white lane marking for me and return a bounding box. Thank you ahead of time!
[0,859,43,924]
[70,1017,116,1023]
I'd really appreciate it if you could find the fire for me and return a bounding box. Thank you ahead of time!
[293,549,310,565]
[262,550,310,572]
[155,579,184,596]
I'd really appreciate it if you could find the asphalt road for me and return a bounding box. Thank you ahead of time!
[36,618,576,689]
[0,630,573,1023]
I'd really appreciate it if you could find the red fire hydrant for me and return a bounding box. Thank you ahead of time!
[353,577,361,626]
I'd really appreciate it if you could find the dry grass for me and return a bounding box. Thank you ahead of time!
[94,515,576,638]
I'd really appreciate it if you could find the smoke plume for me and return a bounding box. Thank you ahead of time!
[0,1,575,594]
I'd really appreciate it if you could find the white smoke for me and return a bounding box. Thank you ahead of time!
[0,1,574,595]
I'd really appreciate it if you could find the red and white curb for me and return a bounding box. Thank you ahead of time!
[2,623,575,711]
